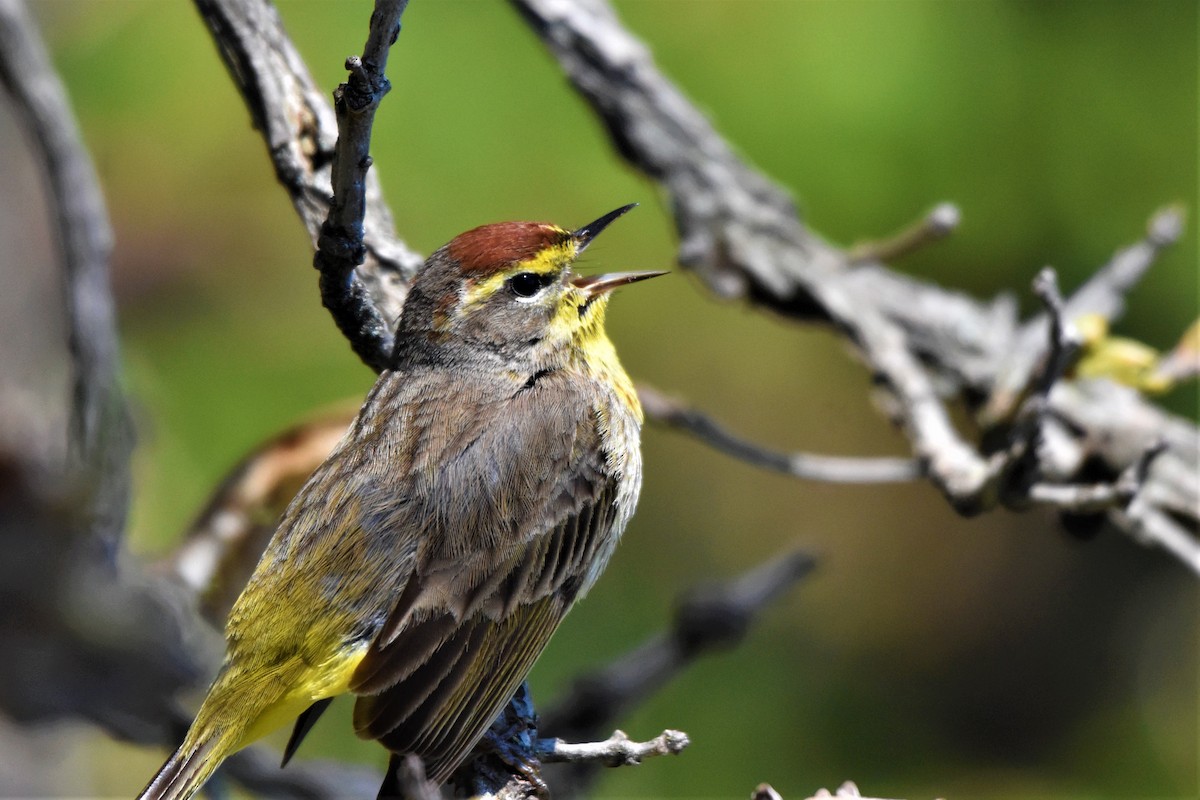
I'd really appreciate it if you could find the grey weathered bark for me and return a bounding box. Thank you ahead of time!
[193,0,1199,571]
[0,0,1194,797]
[0,0,131,559]
[508,0,1198,571]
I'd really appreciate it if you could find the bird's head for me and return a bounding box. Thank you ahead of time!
[396,204,662,368]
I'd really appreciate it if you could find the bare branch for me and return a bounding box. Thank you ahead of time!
[1028,439,1167,514]
[1113,499,1200,576]
[543,548,815,742]
[986,206,1185,422]
[193,0,421,370]
[510,0,1198,566]
[1048,376,1199,568]
[538,729,689,766]
[1029,268,1081,398]
[976,267,1081,510]
[638,385,921,483]
[511,0,1003,514]
[0,0,133,559]
[313,0,412,371]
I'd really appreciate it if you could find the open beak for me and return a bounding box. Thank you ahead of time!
[572,203,638,253]
[571,270,667,300]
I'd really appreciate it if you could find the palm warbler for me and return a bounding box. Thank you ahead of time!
[139,205,661,799]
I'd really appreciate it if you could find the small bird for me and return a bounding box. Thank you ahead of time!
[139,204,661,800]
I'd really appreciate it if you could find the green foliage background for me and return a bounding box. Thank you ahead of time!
[20,0,1200,797]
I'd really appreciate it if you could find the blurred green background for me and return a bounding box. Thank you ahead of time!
[4,0,1198,797]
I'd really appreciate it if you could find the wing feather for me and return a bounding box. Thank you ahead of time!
[342,368,631,783]
[389,596,564,781]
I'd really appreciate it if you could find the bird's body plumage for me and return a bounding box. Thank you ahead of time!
[139,208,654,800]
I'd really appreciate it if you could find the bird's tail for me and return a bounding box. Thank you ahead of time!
[136,726,237,800]
[136,657,329,800]
[136,664,279,800]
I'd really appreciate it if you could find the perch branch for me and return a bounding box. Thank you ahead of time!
[457,550,813,800]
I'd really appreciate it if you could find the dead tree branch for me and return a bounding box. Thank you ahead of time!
[312,0,411,370]
[0,0,199,748]
[192,0,1197,571]
[2,0,1192,796]
[536,549,816,799]
[192,0,422,369]
[509,0,1198,568]
[0,0,133,560]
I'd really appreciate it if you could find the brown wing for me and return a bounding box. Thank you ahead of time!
[347,368,622,783]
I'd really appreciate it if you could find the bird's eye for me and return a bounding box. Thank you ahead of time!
[508,271,550,299]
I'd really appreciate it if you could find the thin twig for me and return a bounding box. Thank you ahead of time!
[539,549,815,799]
[1029,268,1080,399]
[848,203,960,263]
[1028,438,1168,514]
[537,729,689,766]
[638,385,921,483]
[986,206,1186,423]
[986,267,1080,507]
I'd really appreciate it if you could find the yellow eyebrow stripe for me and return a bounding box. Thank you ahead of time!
[462,241,576,307]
